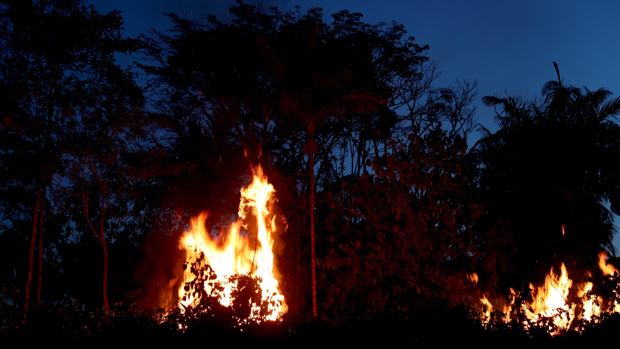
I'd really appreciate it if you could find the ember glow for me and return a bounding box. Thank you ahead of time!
[476,251,619,335]
[176,165,287,323]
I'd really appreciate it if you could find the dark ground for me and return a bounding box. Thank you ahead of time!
[2,306,620,347]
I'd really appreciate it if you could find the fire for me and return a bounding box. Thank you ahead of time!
[577,281,602,322]
[177,165,287,323]
[598,251,618,277]
[598,251,620,314]
[475,251,619,335]
[522,263,575,332]
[480,295,493,324]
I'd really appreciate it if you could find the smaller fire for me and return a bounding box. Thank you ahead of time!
[523,263,574,332]
[478,289,514,325]
[480,295,493,324]
[467,273,479,284]
[475,251,619,335]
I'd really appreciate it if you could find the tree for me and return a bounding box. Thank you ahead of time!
[318,82,478,321]
[475,63,620,288]
[141,4,431,320]
[60,22,147,313]
[0,0,143,315]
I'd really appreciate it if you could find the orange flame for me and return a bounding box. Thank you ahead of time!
[177,165,287,322]
[522,263,575,332]
[480,295,493,324]
[598,251,617,277]
[476,253,620,335]
[467,272,479,284]
[597,251,620,314]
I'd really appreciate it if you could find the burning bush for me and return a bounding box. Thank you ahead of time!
[161,165,287,327]
[177,252,285,327]
[473,252,620,335]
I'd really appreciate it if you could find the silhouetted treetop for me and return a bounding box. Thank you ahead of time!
[476,65,620,288]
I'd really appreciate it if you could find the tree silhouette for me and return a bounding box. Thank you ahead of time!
[476,63,620,287]
[2,0,618,338]
[0,0,145,315]
[141,4,430,320]
[252,8,387,320]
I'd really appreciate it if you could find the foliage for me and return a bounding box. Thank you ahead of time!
[0,0,618,337]
[0,0,157,312]
[475,66,620,288]
[319,129,480,321]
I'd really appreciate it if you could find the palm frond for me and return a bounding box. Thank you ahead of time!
[541,80,561,100]
[553,61,562,86]
[585,88,611,105]
[597,96,620,121]
[481,95,504,107]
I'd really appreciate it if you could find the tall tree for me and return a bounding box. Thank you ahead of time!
[0,0,142,315]
[61,20,145,313]
[142,4,429,319]
[476,63,620,288]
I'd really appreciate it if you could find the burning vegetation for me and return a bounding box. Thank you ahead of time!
[173,166,286,325]
[475,251,620,335]
[2,1,620,343]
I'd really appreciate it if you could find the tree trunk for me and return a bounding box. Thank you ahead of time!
[23,188,42,322]
[98,209,110,312]
[306,122,318,320]
[81,187,110,313]
[309,149,317,320]
[100,231,110,312]
[35,194,45,305]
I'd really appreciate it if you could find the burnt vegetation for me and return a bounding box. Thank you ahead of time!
[1,0,619,344]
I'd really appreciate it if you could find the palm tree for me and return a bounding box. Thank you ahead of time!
[476,63,620,286]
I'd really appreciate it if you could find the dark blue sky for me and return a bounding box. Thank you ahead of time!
[92,0,620,249]
[94,0,620,129]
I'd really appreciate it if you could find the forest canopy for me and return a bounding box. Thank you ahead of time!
[0,0,619,341]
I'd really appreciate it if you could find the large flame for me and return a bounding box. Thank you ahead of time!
[522,263,576,332]
[475,251,619,335]
[177,165,287,322]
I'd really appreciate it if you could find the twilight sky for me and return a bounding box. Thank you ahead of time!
[92,0,620,250]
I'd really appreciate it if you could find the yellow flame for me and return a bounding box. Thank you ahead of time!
[523,263,574,332]
[177,165,287,322]
[502,288,516,323]
[480,295,493,324]
[577,282,602,322]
